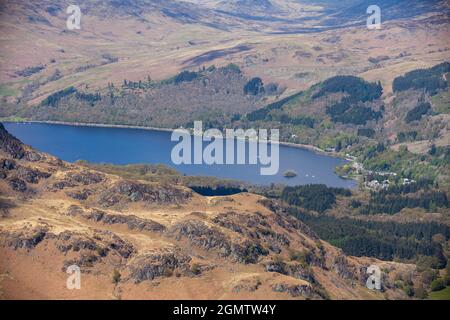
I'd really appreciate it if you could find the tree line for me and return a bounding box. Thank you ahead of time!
[287,206,448,266]
[281,184,351,213]
[392,62,450,95]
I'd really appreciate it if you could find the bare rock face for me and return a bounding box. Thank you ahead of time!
[127,249,192,283]
[258,198,318,240]
[332,255,357,281]
[66,171,105,185]
[66,189,93,200]
[16,166,51,184]
[170,219,231,254]
[3,225,48,250]
[0,157,51,192]
[66,207,166,233]
[169,219,269,263]
[264,260,316,283]
[0,224,135,274]
[230,240,269,264]
[100,213,166,233]
[0,123,26,159]
[56,230,135,272]
[212,211,289,246]
[0,123,42,161]
[99,180,192,207]
[55,230,99,253]
[8,178,27,192]
[272,282,316,299]
[0,159,17,171]
[49,180,77,191]
[94,230,135,259]
[55,229,135,259]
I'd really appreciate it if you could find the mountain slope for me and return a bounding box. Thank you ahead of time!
[0,0,449,105]
[0,123,418,299]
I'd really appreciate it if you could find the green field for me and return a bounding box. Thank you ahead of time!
[0,84,18,97]
[0,116,28,122]
[432,90,450,114]
[429,286,450,300]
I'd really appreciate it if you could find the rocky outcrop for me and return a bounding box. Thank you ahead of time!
[1,225,135,273]
[0,123,26,159]
[271,282,315,299]
[0,159,17,171]
[257,199,318,240]
[170,219,231,255]
[56,230,135,271]
[231,277,262,293]
[95,230,135,259]
[101,213,166,233]
[127,249,192,283]
[169,219,268,263]
[264,260,316,283]
[66,171,104,185]
[8,178,27,192]
[99,180,192,207]
[54,230,99,253]
[231,240,269,264]
[332,255,357,281]
[66,207,166,233]
[3,225,48,250]
[212,212,290,248]
[48,180,76,191]
[0,123,42,161]
[66,189,93,200]
[55,229,135,259]
[16,166,51,183]
[0,156,50,191]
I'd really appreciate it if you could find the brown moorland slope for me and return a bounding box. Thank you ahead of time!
[0,0,449,105]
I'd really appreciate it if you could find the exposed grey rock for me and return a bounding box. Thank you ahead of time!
[55,230,98,253]
[265,261,287,274]
[0,159,17,170]
[231,240,268,264]
[16,166,51,183]
[264,260,315,283]
[66,171,104,185]
[63,253,99,269]
[55,229,135,259]
[127,250,191,283]
[170,219,232,256]
[272,283,315,298]
[332,255,356,281]
[101,213,166,233]
[97,230,135,259]
[67,207,166,233]
[5,226,48,250]
[0,123,26,159]
[213,212,287,243]
[66,189,93,200]
[170,219,268,263]
[8,178,27,192]
[98,180,191,207]
[49,180,77,191]
[257,199,318,240]
[24,151,42,162]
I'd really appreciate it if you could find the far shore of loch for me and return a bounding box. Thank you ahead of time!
[6,120,345,158]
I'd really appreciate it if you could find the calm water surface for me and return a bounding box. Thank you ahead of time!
[4,123,356,188]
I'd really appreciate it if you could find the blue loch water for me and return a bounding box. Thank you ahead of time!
[3,122,356,188]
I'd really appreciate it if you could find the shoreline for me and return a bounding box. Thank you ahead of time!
[3,119,359,188]
[6,120,337,156]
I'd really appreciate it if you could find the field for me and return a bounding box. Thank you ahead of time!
[429,286,450,300]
